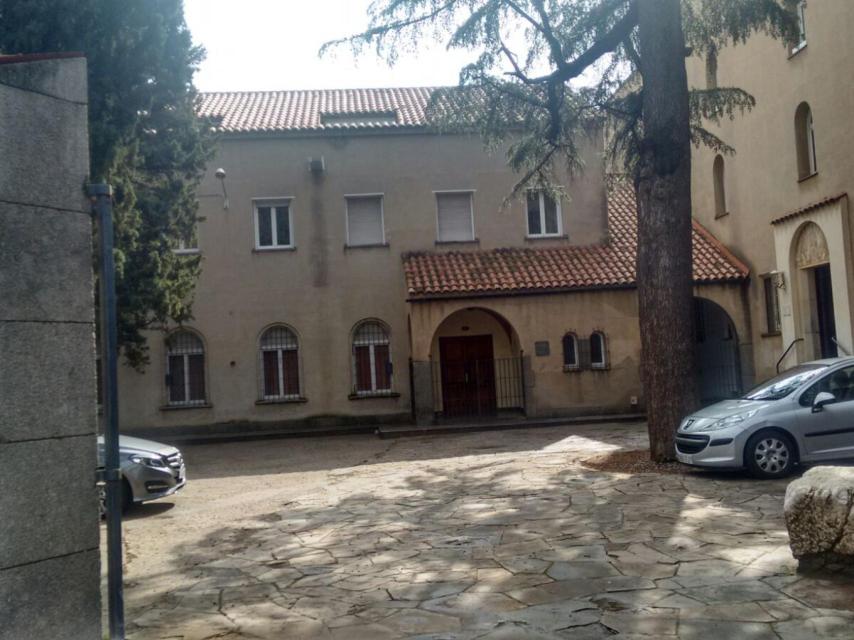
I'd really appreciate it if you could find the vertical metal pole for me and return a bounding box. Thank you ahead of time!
[519,351,527,416]
[90,184,125,639]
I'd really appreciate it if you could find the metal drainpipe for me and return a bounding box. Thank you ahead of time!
[90,184,125,639]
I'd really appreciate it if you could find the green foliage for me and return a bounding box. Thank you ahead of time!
[0,0,215,369]
[324,0,799,192]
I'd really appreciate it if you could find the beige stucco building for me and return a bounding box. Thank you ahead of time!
[687,0,854,382]
[118,88,748,436]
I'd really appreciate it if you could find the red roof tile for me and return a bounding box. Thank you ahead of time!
[198,87,438,133]
[403,182,749,300]
[770,192,848,225]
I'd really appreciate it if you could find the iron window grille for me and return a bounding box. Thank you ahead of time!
[166,330,206,406]
[352,321,393,395]
[562,333,579,370]
[259,326,301,400]
[763,277,782,334]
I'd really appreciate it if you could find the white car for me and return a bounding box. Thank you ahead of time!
[97,435,186,512]
[676,357,854,478]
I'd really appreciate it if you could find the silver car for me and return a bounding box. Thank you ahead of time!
[676,357,854,478]
[97,435,186,511]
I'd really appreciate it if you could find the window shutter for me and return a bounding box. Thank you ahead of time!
[374,345,391,390]
[578,338,592,370]
[262,350,279,397]
[347,196,384,246]
[437,193,474,242]
[282,349,300,396]
[354,346,372,392]
[168,355,185,402]
[187,354,206,401]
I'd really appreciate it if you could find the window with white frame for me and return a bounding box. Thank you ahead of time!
[527,190,562,237]
[175,225,199,254]
[346,195,385,246]
[254,200,293,249]
[562,333,579,369]
[792,1,807,54]
[166,330,206,406]
[352,320,392,395]
[259,325,300,399]
[436,191,475,242]
[590,332,608,369]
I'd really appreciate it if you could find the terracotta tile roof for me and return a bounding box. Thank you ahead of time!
[198,87,439,133]
[770,192,848,225]
[403,182,749,300]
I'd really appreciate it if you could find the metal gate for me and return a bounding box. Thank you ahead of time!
[431,356,525,419]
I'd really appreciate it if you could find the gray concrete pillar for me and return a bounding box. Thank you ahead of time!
[0,54,101,640]
[411,360,435,425]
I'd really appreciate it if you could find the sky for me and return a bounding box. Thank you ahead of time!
[183,0,477,92]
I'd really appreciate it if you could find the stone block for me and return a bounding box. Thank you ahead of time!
[0,74,89,211]
[0,321,96,443]
[0,202,93,322]
[784,466,854,564]
[0,435,100,569]
[0,549,101,640]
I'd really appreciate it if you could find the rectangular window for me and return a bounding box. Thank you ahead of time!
[254,200,293,249]
[436,191,475,242]
[526,191,561,237]
[346,195,385,246]
[354,346,373,392]
[175,226,199,254]
[764,276,782,334]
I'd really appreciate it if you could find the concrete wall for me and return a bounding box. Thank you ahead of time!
[118,128,608,431]
[687,0,854,380]
[0,55,100,639]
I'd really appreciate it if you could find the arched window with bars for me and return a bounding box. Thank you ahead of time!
[165,330,206,405]
[352,320,392,395]
[590,331,608,369]
[795,102,817,180]
[562,333,579,370]
[259,325,300,400]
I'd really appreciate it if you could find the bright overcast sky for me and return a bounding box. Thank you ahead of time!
[184,0,476,92]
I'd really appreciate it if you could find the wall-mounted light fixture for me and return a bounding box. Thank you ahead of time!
[215,167,229,210]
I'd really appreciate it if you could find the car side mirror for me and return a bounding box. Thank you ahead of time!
[812,391,836,413]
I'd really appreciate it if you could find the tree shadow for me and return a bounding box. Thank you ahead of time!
[120,425,846,639]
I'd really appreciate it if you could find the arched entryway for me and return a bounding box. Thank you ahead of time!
[429,307,524,419]
[792,222,838,359]
[694,297,742,405]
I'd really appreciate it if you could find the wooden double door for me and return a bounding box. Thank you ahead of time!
[439,335,497,418]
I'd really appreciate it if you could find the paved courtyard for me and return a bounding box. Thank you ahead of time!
[118,422,854,639]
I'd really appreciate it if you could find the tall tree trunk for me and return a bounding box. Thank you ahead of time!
[635,0,697,462]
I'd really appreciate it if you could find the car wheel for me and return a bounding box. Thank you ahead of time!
[745,430,796,479]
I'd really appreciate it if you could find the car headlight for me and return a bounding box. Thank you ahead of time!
[129,454,166,468]
[700,409,759,432]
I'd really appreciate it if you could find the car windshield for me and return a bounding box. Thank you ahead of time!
[743,364,828,401]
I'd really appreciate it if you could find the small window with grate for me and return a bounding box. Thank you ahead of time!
[352,320,392,395]
[259,326,301,400]
[166,330,206,406]
[562,333,579,370]
[254,199,293,249]
[763,276,782,334]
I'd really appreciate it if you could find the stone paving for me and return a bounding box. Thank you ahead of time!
[123,423,854,639]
